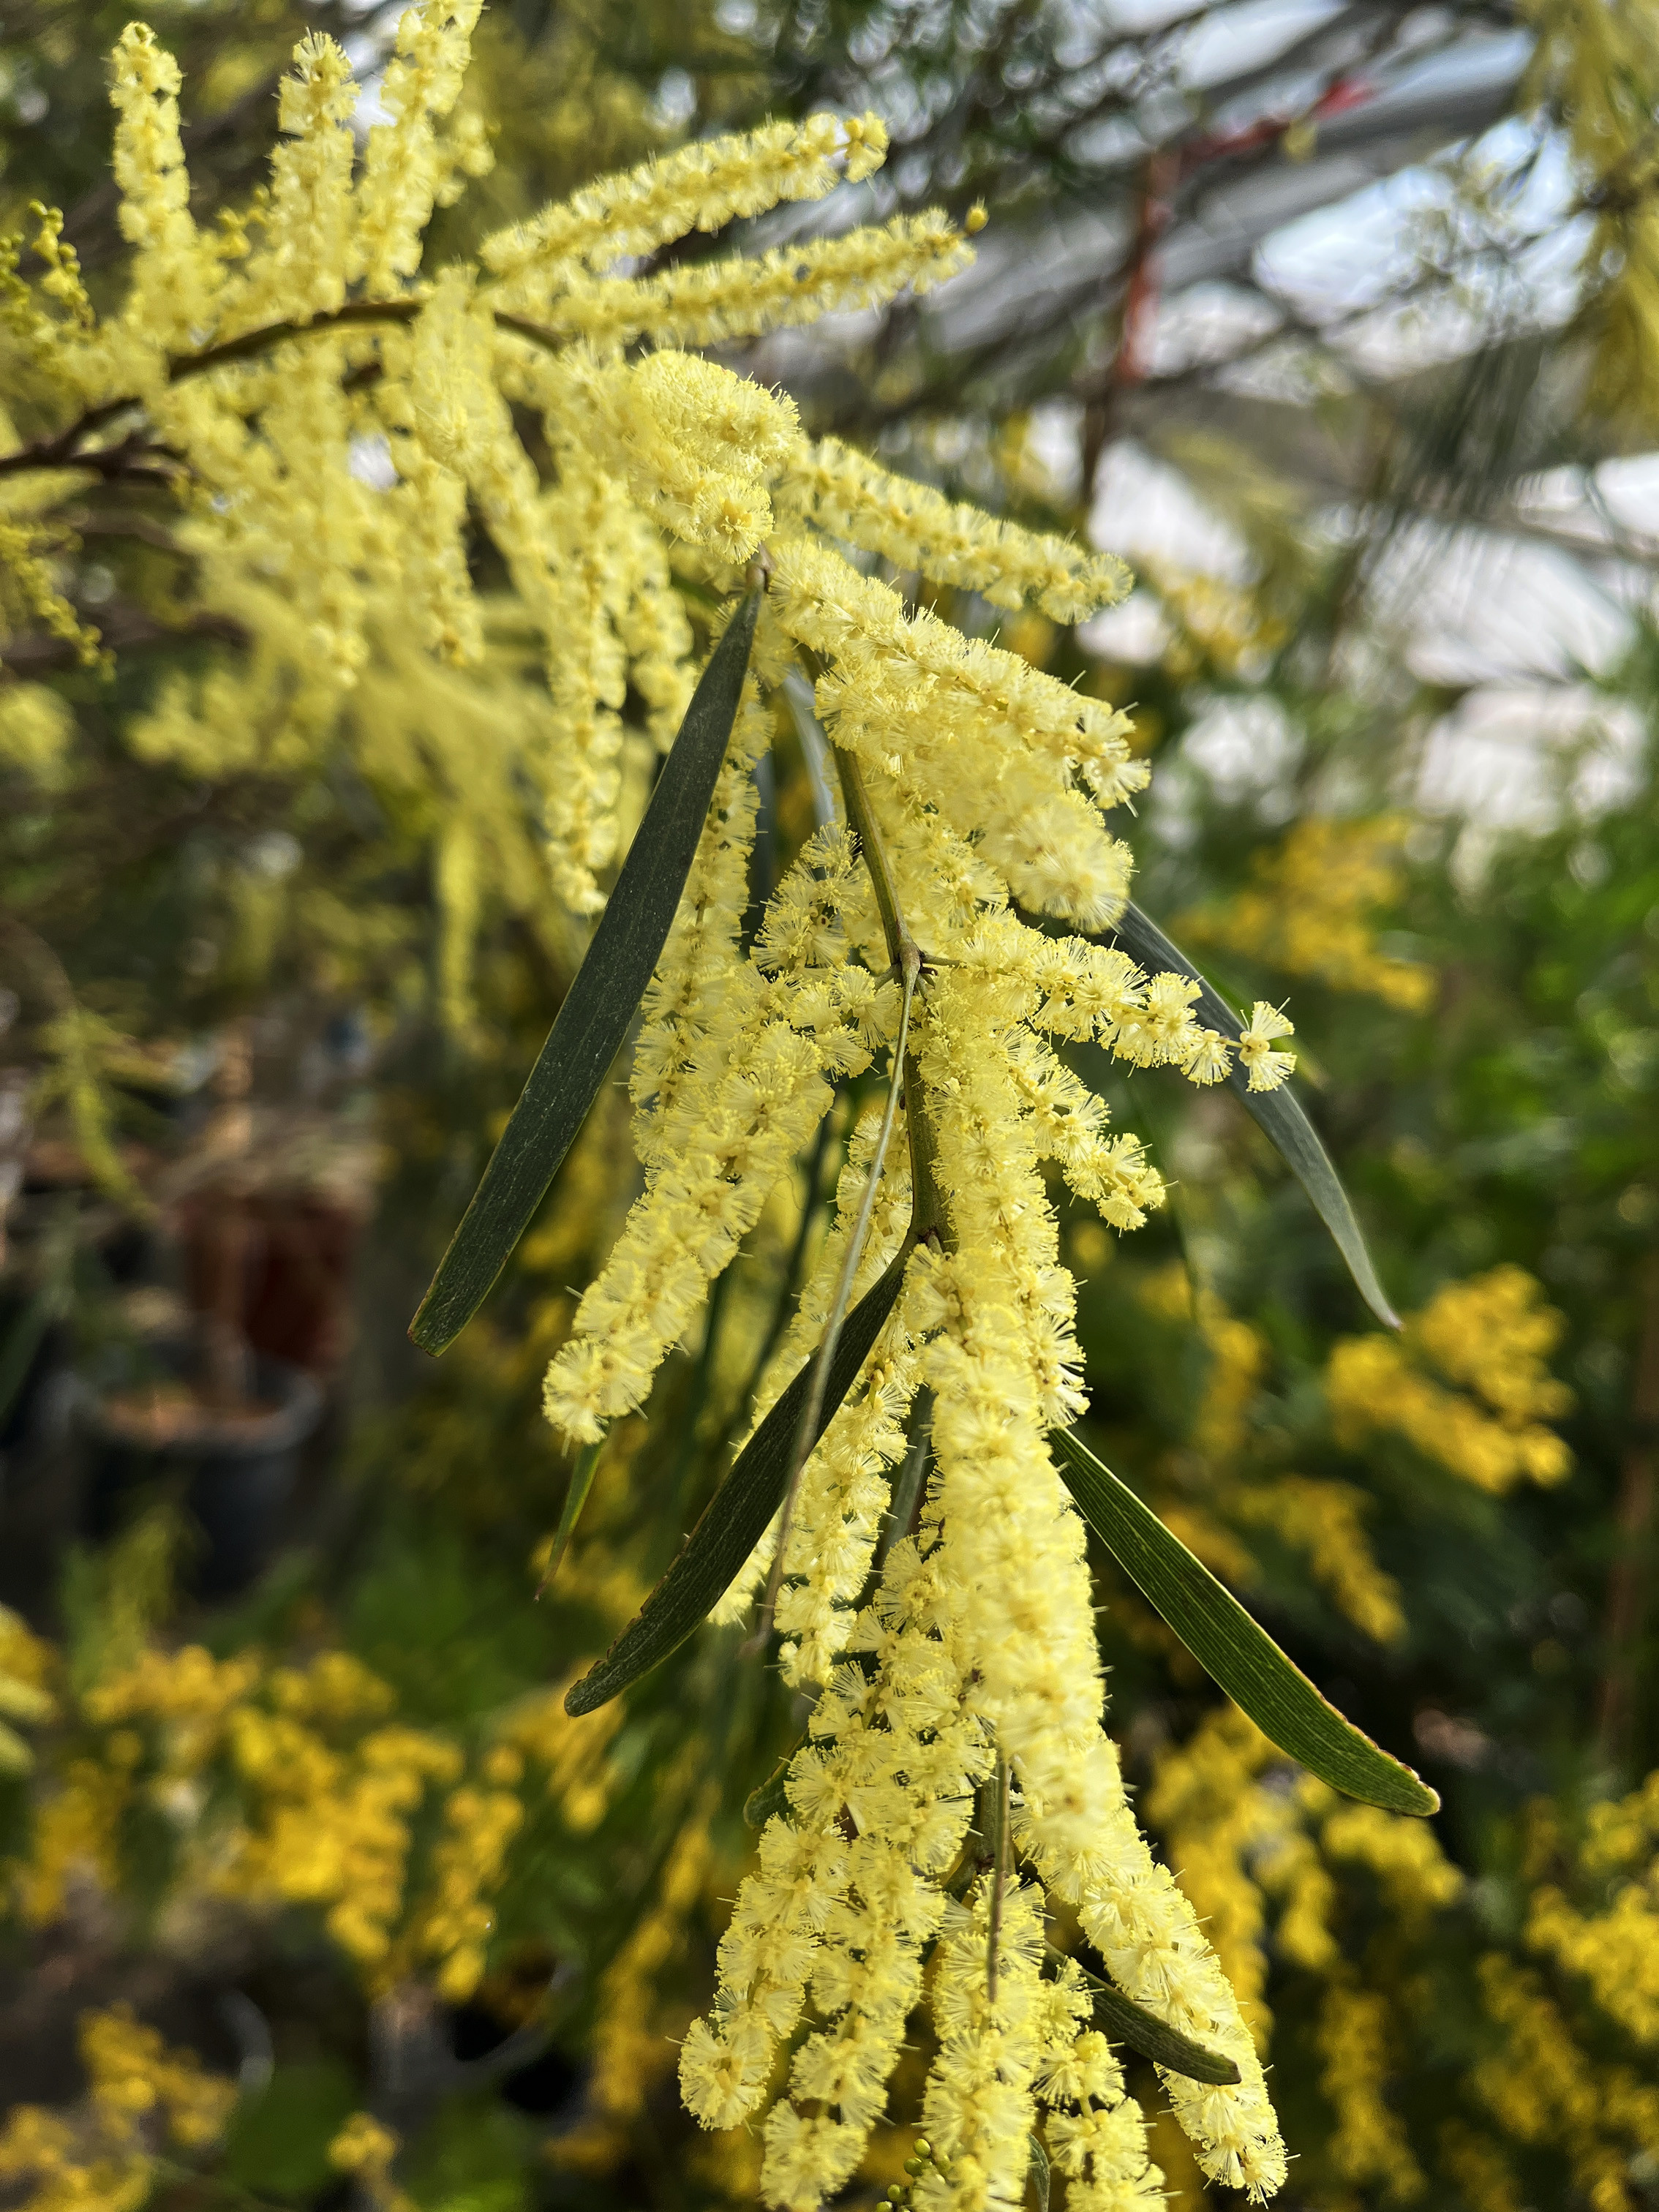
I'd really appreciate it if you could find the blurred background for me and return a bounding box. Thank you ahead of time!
[1,1,1657,2207]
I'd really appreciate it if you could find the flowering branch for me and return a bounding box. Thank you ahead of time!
[0,298,580,484]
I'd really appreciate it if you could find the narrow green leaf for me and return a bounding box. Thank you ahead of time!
[1075,1965,1240,2085]
[1028,2132,1050,2212]
[1050,1426,1438,1816]
[539,1439,604,1592]
[410,591,762,1354]
[743,1739,801,1829]
[1107,900,1399,1329]
[565,1241,913,1715]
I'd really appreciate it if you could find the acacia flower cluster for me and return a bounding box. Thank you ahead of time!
[1,13,1302,2202]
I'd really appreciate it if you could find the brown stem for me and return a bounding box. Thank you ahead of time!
[1080,147,1178,508]
[1595,1249,1659,1773]
[0,298,572,484]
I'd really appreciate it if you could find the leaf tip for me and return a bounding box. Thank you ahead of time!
[406,1293,452,1356]
[563,1673,603,1718]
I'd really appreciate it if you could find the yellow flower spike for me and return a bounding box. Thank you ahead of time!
[481,112,890,293]
[549,213,977,352]
[15,27,1336,2197]
[1327,1267,1571,1494]
[776,436,1129,622]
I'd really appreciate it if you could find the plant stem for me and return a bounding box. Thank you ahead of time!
[986,1753,1011,2007]
[878,1385,933,1570]
[718,1101,841,1464]
[750,944,918,1648]
[0,298,573,484]
[834,745,949,1242]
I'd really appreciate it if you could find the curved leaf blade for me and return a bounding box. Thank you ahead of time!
[1051,1426,1437,1816]
[1028,2132,1050,2212]
[565,1241,913,1715]
[410,591,762,1354]
[742,1739,801,1830]
[1107,900,1399,1329]
[1077,1967,1241,2085]
[539,1438,604,1592]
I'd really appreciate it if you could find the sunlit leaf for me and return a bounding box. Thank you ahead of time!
[410,591,763,1354]
[1108,900,1399,1329]
[565,1241,912,1715]
[1051,1426,1437,1816]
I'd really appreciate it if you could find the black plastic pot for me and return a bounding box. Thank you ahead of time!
[78,1353,323,1598]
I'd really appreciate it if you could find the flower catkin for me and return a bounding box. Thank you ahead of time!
[26,30,1310,2198]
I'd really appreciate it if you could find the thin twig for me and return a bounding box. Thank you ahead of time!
[721,1100,841,1459]
[0,298,574,485]
[876,1385,933,1572]
[986,1753,1011,2008]
[748,944,919,1649]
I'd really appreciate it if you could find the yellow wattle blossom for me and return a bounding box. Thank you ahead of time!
[1525,1769,1659,2050]
[410,1765,527,2002]
[1470,1955,1659,2211]
[1319,1979,1426,2202]
[777,436,1132,620]
[1135,1271,1405,1644]
[1328,1266,1572,1492]
[1527,0,1659,429]
[0,1605,56,1776]
[1235,1478,1407,1646]
[0,2006,236,2212]
[10,1633,560,2008]
[478,111,889,286]
[328,2112,417,2212]
[546,214,977,352]
[1180,817,1436,1012]
[568,1778,720,2173]
[1143,1707,1462,2063]
[10,23,1314,2200]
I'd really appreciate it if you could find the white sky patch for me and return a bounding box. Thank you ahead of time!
[1415,685,1648,829]
[1142,280,1283,377]
[1176,0,1347,91]
[1366,522,1635,685]
[1078,590,1173,663]
[1181,691,1304,800]
[1023,397,1086,504]
[1513,454,1659,556]
[1090,440,1254,583]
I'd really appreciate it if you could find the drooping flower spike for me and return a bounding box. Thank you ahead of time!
[6,15,1318,2201]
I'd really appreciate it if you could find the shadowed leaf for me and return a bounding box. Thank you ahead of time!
[1028,2132,1050,2212]
[1051,1426,1437,1816]
[410,591,762,1354]
[540,1439,604,1592]
[743,1739,801,1829]
[565,1241,913,1715]
[1108,900,1399,1330]
[1077,1966,1241,2085]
